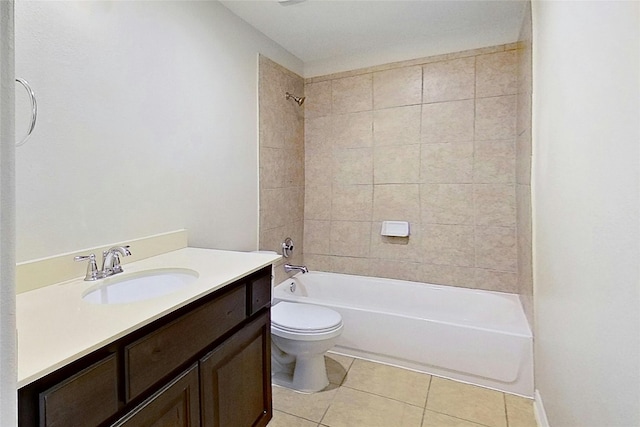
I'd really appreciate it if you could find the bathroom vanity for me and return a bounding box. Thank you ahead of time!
[16,249,278,427]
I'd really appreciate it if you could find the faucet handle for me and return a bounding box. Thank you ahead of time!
[74,253,102,281]
[102,245,132,276]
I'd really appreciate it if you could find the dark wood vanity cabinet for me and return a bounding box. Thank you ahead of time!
[18,266,273,427]
[113,364,201,427]
[200,312,271,427]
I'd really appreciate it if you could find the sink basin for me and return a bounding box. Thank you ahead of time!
[82,268,199,305]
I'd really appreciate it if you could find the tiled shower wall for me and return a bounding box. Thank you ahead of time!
[303,44,521,293]
[258,56,305,285]
[517,5,534,323]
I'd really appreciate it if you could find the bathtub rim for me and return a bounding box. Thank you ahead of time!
[274,271,533,338]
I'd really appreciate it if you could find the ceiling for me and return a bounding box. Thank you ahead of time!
[220,0,527,76]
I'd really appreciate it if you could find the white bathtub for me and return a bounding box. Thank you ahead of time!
[273,271,533,397]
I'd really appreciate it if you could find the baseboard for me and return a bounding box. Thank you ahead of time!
[534,389,551,427]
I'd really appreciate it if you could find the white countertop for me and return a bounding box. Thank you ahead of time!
[17,248,281,388]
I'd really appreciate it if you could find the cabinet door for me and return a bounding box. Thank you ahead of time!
[113,364,200,427]
[200,311,271,427]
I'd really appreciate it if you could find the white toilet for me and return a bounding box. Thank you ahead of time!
[270,301,343,393]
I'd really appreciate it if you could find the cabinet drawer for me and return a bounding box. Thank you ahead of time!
[125,285,246,401]
[39,354,118,427]
[249,273,271,315]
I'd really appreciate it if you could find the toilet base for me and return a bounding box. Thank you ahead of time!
[271,354,330,393]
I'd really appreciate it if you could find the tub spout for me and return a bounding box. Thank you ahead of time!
[284,264,309,274]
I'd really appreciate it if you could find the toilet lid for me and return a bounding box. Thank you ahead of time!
[272,302,342,334]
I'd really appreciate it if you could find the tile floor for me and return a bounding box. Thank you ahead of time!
[268,353,537,427]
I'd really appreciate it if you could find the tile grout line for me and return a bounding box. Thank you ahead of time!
[339,383,428,410]
[317,356,356,426]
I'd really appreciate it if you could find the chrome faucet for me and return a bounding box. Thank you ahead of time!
[101,246,131,277]
[284,264,309,274]
[74,245,132,281]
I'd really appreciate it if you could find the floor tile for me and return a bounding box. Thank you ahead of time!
[272,384,338,423]
[505,394,537,427]
[321,387,423,427]
[267,410,319,427]
[426,377,507,427]
[422,410,486,427]
[342,359,431,407]
[325,353,354,386]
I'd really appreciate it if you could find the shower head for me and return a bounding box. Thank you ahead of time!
[285,92,305,106]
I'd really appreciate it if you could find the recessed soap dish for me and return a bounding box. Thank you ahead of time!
[381,221,410,237]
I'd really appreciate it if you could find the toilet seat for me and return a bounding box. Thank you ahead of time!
[271,302,343,339]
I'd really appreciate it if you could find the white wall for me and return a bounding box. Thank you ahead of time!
[14,1,302,262]
[0,1,16,424]
[532,1,639,426]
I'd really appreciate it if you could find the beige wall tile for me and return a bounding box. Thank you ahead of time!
[305,116,333,151]
[422,100,475,143]
[516,89,532,136]
[331,256,371,276]
[305,80,332,118]
[420,184,474,225]
[330,221,371,257]
[260,187,287,230]
[304,220,331,255]
[373,184,421,223]
[305,185,332,220]
[299,46,526,295]
[369,259,422,282]
[374,144,421,184]
[260,106,285,149]
[426,377,507,427]
[475,95,516,141]
[303,43,512,84]
[423,57,475,103]
[332,111,373,149]
[303,254,333,272]
[322,387,423,427]
[332,184,373,221]
[305,148,332,186]
[419,263,476,287]
[342,359,431,407]
[421,142,473,183]
[370,222,422,262]
[284,185,304,222]
[332,147,373,184]
[332,74,373,114]
[373,66,423,109]
[282,144,305,187]
[475,184,516,227]
[260,147,285,189]
[373,105,421,146]
[516,130,532,185]
[475,269,518,293]
[260,224,286,254]
[475,226,517,272]
[423,224,475,267]
[259,58,304,290]
[283,113,304,150]
[474,140,516,184]
[517,184,533,298]
[476,50,518,98]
